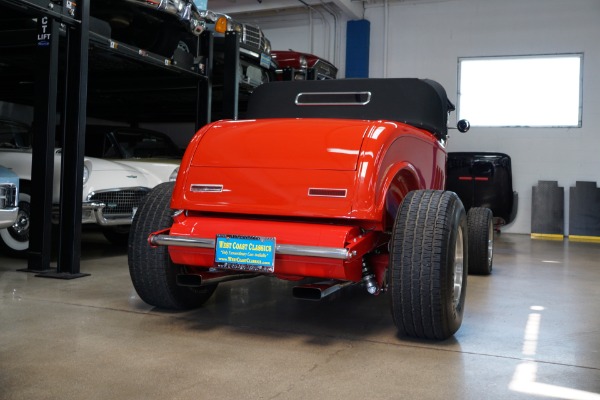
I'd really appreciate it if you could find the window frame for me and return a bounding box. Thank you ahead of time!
[457,53,584,128]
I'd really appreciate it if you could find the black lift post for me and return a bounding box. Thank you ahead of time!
[222,31,240,120]
[39,0,91,279]
[21,14,59,273]
[3,0,81,274]
[197,30,214,129]
[1,0,214,278]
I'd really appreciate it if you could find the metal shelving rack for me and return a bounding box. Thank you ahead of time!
[0,0,240,278]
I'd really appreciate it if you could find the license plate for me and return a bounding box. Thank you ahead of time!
[260,53,272,69]
[215,234,276,273]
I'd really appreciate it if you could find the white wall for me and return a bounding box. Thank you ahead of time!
[249,0,600,234]
[361,0,600,234]
[8,0,592,235]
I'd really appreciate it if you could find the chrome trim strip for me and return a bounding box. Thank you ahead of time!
[149,234,352,260]
[85,186,151,200]
[294,91,372,106]
[308,188,348,198]
[240,47,261,60]
[190,184,223,193]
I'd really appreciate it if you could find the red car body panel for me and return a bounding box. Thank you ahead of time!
[166,216,380,281]
[272,50,324,69]
[161,78,453,284]
[171,118,445,223]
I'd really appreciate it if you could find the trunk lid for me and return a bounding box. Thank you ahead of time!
[191,119,369,171]
[181,118,374,218]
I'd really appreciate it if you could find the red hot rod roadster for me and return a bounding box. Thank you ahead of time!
[128,78,491,340]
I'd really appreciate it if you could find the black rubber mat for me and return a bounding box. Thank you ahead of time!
[569,181,600,238]
[531,181,564,237]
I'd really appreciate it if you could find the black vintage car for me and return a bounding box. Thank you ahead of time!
[90,0,208,58]
[446,152,518,227]
[88,1,276,91]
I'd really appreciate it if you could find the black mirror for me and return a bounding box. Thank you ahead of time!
[457,119,470,133]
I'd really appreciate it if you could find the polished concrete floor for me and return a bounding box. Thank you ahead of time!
[1,232,599,400]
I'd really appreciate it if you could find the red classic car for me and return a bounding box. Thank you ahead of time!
[272,50,338,80]
[128,78,489,340]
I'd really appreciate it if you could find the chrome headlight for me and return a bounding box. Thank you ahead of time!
[230,20,243,33]
[169,167,179,182]
[83,165,90,185]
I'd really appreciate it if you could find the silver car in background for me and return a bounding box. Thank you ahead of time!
[0,165,19,229]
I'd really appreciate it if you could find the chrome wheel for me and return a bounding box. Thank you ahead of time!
[487,221,494,268]
[453,227,464,309]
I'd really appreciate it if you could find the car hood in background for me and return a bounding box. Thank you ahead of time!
[114,158,181,183]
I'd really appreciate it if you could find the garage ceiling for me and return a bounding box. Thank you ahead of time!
[210,0,362,19]
[208,0,453,18]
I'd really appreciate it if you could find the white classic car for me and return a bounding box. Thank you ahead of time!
[0,119,171,256]
[0,165,19,229]
[84,125,182,183]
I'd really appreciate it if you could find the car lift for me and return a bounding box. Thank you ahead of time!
[0,0,241,278]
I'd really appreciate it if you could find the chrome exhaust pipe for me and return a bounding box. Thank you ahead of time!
[176,272,260,287]
[292,280,353,301]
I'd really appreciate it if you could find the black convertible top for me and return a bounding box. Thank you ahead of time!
[246,78,455,140]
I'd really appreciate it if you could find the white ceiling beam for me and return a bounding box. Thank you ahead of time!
[330,0,364,19]
[210,0,306,15]
[209,0,364,19]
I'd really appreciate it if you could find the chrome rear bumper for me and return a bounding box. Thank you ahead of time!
[149,233,354,260]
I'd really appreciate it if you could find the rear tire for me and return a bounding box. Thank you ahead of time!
[128,182,217,309]
[467,207,494,275]
[389,190,468,340]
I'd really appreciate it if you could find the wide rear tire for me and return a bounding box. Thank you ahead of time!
[467,207,494,275]
[128,182,217,309]
[389,190,468,340]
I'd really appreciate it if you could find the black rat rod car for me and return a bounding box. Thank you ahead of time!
[129,78,493,340]
[447,152,518,228]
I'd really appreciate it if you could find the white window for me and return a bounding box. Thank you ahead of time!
[458,54,583,127]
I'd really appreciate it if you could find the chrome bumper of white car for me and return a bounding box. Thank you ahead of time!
[51,202,137,226]
[81,201,138,226]
[51,187,151,226]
